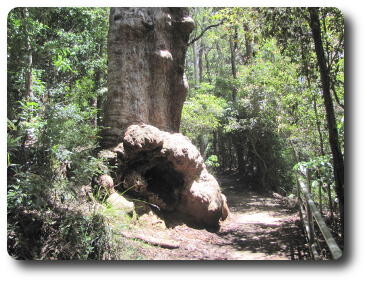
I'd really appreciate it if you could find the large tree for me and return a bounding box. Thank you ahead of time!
[100,8,228,228]
[101,8,195,148]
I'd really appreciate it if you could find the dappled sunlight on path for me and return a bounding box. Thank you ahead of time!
[214,174,309,260]
[133,173,310,260]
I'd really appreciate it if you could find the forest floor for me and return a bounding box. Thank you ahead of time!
[121,172,310,260]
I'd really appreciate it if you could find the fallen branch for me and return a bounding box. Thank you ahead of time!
[188,20,224,46]
[120,231,180,249]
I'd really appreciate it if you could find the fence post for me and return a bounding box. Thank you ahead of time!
[298,170,343,260]
[305,168,316,246]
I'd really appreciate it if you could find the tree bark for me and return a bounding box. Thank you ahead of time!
[198,43,204,83]
[312,90,325,156]
[92,41,104,127]
[243,23,253,64]
[102,8,195,148]
[23,8,33,99]
[204,49,212,83]
[215,41,224,77]
[305,65,325,156]
[192,40,200,86]
[232,135,245,174]
[229,27,247,175]
[308,7,344,235]
[229,27,238,101]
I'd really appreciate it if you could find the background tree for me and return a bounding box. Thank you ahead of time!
[308,7,344,233]
[181,7,344,239]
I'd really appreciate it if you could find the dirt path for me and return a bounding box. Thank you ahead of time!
[126,173,310,260]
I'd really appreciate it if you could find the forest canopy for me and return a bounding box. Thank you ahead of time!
[182,7,343,196]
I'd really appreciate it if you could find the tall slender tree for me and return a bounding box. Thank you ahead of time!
[308,7,344,233]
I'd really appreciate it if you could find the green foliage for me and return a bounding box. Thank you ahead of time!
[205,155,220,171]
[183,8,343,198]
[181,83,227,141]
[7,206,121,260]
[294,154,337,211]
[7,7,115,260]
[294,155,334,186]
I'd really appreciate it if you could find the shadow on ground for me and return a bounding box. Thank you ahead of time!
[215,174,310,260]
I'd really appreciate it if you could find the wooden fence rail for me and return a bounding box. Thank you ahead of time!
[297,168,342,260]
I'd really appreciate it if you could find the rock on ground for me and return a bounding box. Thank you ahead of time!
[107,192,135,215]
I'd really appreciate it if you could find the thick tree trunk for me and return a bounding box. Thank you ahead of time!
[102,8,195,148]
[308,7,344,236]
[100,8,228,228]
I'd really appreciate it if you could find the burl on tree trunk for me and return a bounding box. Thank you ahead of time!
[100,8,228,227]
